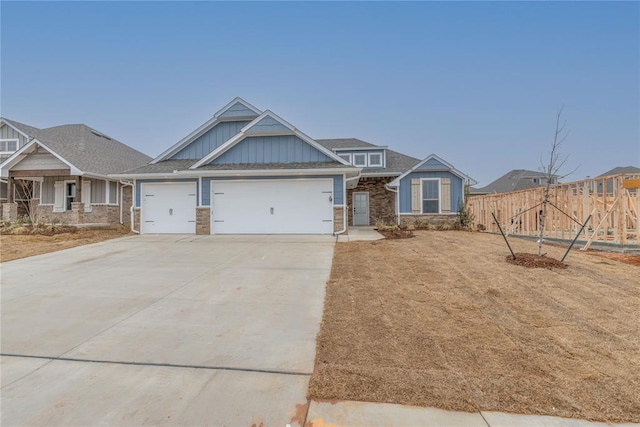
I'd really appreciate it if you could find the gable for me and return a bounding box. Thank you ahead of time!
[10,146,70,172]
[415,157,448,171]
[209,135,333,165]
[244,116,291,135]
[218,101,260,119]
[171,120,250,160]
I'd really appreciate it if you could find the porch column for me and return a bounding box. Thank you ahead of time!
[7,177,14,203]
[75,176,82,203]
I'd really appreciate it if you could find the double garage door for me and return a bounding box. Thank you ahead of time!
[141,179,334,234]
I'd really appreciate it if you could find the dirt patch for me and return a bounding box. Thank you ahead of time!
[378,229,414,239]
[1,225,131,262]
[586,251,640,267]
[506,253,568,269]
[309,231,640,423]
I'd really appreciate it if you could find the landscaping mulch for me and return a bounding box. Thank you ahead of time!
[506,252,568,269]
[309,231,640,423]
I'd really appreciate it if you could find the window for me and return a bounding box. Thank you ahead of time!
[353,153,367,166]
[368,153,382,167]
[422,179,440,213]
[66,183,76,211]
[339,153,352,164]
[0,139,18,154]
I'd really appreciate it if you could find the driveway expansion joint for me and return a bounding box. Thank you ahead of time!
[1,354,312,377]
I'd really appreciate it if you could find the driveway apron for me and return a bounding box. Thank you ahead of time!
[1,234,334,426]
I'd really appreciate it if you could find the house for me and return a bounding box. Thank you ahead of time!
[0,118,151,225]
[116,98,476,234]
[597,166,640,177]
[595,166,640,195]
[470,169,557,195]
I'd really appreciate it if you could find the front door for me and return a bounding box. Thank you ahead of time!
[353,192,369,226]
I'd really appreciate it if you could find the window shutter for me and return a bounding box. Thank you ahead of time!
[411,179,421,213]
[441,178,451,213]
[53,182,65,212]
[82,181,92,212]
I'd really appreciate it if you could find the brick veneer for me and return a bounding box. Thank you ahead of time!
[121,185,133,228]
[133,208,141,232]
[2,203,17,221]
[196,207,210,235]
[346,176,396,226]
[333,206,345,233]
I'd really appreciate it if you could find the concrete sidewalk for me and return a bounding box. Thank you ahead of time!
[306,400,639,427]
[337,226,385,242]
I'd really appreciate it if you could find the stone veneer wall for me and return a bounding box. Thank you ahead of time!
[333,206,345,233]
[121,185,133,228]
[133,208,141,232]
[347,176,396,226]
[399,214,459,226]
[196,207,210,235]
[2,203,17,221]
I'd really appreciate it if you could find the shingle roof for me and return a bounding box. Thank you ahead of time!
[3,118,151,175]
[597,166,640,177]
[471,169,553,194]
[316,138,420,175]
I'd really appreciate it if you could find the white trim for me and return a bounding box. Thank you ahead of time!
[190,110,352,169]
[337,153,352,164]
[420,178,441,214]
[368,152,383,167]
[104,179,110,204]
[0,119,31,139]
[0,138,82,178]
[352,153,367,167]
[112,167,361,180]
[334,146,388,151]
[151,97,262,164]
[0,138,19,155]
[388,153,477,187]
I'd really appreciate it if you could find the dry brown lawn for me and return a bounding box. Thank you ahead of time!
[0,226,131,262]
[309,231,640,423]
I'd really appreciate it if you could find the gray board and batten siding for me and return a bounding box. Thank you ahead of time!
[217,102,260,119]
[170,121,251,160]
[210,135,333,165]
[398,157,465,214]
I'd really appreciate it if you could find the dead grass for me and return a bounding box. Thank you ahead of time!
[309,231,640,423]
[0,225,131,262]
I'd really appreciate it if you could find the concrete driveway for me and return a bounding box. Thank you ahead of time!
[1,234,334,426]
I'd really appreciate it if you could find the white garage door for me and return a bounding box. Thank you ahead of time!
[141,183,197,234]
[211,179,334,234]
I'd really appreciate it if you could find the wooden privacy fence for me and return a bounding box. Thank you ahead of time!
[468,173,640,248]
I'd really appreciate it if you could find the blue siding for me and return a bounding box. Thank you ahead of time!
[202,175,343,206]
[135,178,199,207]
[211,135,333,165]
[245,116,290,134]
[171,121,249,160]
[415,157,448,171]
[398,171,463,213]
[218,102,259,119]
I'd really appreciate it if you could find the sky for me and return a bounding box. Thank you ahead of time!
[1,1,638,186]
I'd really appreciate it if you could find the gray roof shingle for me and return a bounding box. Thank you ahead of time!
[3,118,151,175]
[316,138,420,175]
[597,166,640,177]
[471,169,553,194]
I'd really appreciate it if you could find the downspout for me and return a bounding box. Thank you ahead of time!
[119,179,138,234]
[335,173,362,235]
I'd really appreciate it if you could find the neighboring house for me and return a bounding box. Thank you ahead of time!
[597,166,640,177]
[0,118,151,225]
[470,169,557,195]
[116,97,476,234]
[595,166,640,195]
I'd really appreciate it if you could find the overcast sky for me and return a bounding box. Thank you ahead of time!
[1,1,638,185]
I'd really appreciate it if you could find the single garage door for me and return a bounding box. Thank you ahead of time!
[211,179,334,234]
[141,182,197,234]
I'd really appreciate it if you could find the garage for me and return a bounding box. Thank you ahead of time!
[211,179,334,234]
[140,182,197,234]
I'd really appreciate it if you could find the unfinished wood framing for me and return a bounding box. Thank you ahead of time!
[468,173,640,247]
